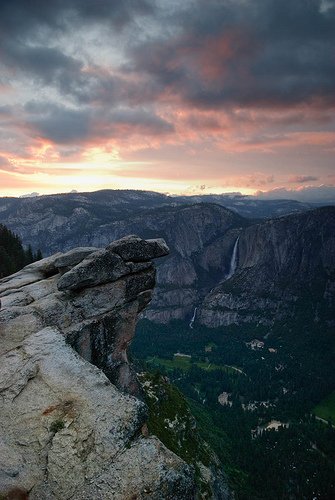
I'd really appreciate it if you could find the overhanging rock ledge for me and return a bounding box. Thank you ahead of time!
[0,236,194,499]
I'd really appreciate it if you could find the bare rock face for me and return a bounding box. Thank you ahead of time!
[0,237,195,499]
[198,207,335,327]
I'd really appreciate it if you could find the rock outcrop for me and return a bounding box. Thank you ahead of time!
[0,236,195,499]
[0,197,247,324]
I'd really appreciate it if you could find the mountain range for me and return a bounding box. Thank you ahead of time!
[0,190,334,331]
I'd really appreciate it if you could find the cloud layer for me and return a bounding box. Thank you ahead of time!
[0,0,334,197]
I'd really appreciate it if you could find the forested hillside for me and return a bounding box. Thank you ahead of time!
[0,224,42,278]
[132,314,335,499]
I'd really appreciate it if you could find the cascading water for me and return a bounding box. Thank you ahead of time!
[189,307,197,329]
[225,236,239,280]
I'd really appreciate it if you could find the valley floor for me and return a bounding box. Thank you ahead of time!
[132,318,335,499]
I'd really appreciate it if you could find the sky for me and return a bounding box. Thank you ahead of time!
[0,0,334,199]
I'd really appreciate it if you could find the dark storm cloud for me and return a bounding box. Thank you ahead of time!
[1,0,334,156]
[130,0,335,109]
[0,0,153,36]
[2,42,83,91]
[24,102,174,144]
[3,0,334,113]
[25,102,91,143]
[0,0,155,101]
[59,69,164,107]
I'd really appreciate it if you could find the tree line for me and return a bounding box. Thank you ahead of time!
[0,224,42,278]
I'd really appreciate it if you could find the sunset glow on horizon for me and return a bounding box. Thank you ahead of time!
[0,0,334,201]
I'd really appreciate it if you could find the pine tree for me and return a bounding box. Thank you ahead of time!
[0,224,43,278]
[34,249,43,261]
[24,245,34,265]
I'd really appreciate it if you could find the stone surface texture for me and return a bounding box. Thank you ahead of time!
[0,236,195,499]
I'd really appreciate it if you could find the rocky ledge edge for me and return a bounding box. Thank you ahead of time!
[0,236,195,499]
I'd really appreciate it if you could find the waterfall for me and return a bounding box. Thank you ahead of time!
[225,236,239,280]
[189,307,197,329]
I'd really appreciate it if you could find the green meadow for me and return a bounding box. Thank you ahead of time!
[314,392,335,424]
[146,354,240,375]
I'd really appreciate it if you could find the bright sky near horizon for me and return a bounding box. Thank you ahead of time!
[0,0,334,199]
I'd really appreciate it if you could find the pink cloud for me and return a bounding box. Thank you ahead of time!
[0,171,32,190]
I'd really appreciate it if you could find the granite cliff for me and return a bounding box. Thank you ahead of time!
[0,236,197,499]
[1,191,333,330]
[0,199,248,324]
[198,206,335,328]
